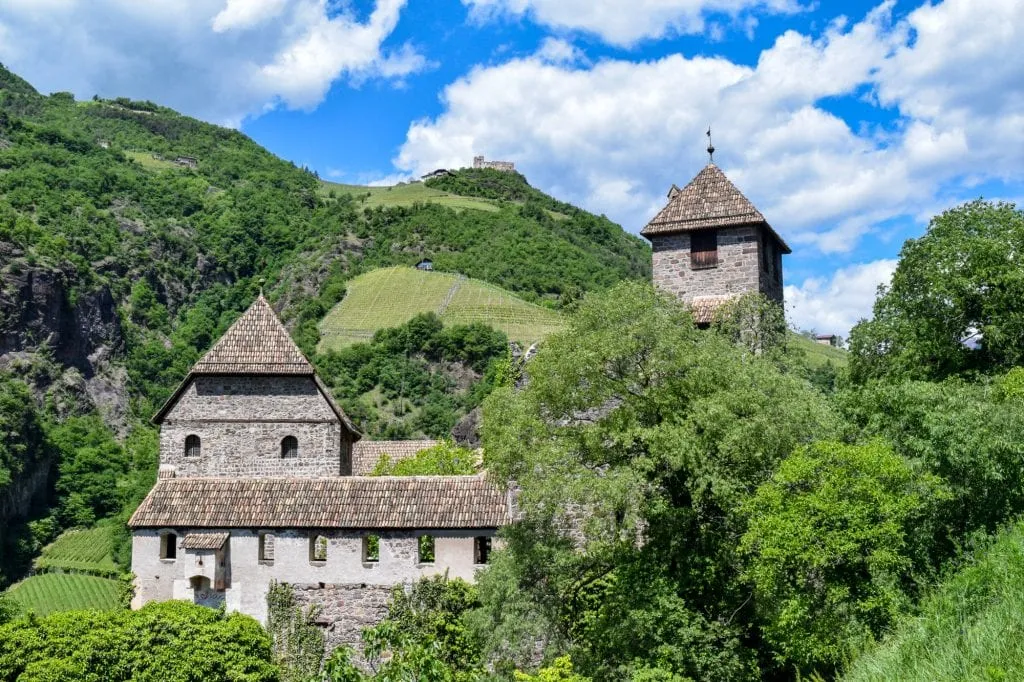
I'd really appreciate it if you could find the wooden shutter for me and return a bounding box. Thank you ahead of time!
[690,231,718,269]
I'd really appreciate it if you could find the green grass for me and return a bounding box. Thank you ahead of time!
[5,573,122,616]
[319,180,500,212]
[788,331,849,369]
[318,266,564,351]
[124,150,179,171]
[34,527,118,575]
[843,522,1024,681]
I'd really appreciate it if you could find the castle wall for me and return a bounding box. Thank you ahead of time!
[132,527,496,625]
[650,225,762,302]
[160,376,350,477]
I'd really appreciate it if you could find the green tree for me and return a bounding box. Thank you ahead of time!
[479,282,839,680]
[848,200,1024,382]
[0,600,279,681]
[740,440,948,672]
[371,440,478,476]
[837,378,1024,564]
[711,292,787,357]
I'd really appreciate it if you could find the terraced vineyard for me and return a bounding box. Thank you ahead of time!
[34,527,118,576]
[319,266,564,351]
[6,573,122,615]
[320,180,500,212]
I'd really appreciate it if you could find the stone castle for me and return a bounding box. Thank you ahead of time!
[472,155,515,172]
[641,162,789,321]
[128,152,787,655]
[129,296,509,652]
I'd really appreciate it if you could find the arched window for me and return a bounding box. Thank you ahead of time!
[185,435,201,458]
[281,436,298,459]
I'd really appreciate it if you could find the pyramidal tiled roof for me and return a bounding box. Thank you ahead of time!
[642,164,765,235]
[192,295,312,375]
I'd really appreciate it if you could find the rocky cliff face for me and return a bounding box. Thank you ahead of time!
[0,246,129,429]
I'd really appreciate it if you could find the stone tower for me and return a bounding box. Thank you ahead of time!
[152,294,361,478]
[641,163,790,322]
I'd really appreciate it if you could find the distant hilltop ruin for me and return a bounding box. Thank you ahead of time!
[473,155,515,172]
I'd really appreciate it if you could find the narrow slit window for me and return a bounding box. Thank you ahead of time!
[258,533,275,563]
[185,435,201,458]
[160,532,177,560]
[690,230,718,270]
[474,536,491,565]
[281,436,298,459]
[362,535,379,563]
[309,534,327,563]
[418,535,435,564]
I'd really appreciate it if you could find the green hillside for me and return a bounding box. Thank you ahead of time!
[843,521,1024,681]
[0,61,650,587]
[788,332,848,368]
[6,573,121,616]
[320,180,500,212]
[319,266,564,350]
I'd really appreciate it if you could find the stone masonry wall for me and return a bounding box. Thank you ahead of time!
[292,583,393,659]
[651,226,762,303]
[160,375,349,477]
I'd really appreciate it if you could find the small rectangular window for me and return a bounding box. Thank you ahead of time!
[309,534,327,563]
[160,532,177,560]
[362,535,379,563]
[258,533,275,563]
[690,231,718,270]
[474,536,491,565]
[773,247,783,284]
[418,535,435,564]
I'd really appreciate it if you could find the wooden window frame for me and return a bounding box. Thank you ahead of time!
[281,436,298,459]
[185,434,201,458]
[690,230,718,270]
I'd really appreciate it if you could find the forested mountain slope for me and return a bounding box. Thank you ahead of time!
[0,63,650,587]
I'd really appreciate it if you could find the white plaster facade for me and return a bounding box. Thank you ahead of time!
[131,528,497,623]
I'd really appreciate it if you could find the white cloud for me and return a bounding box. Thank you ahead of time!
[0,0,425,125]
[785,259,898,336]
[464,0,802,46]
[535,38,586,65]
[211,0,288,33]
[395,0,1024,260]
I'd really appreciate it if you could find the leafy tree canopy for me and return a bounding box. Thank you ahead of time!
[741,440,948,672]
[479,282,839,680]
[0,601,278,681]
[848,200,1024,382]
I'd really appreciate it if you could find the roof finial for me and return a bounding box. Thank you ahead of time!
[706,126,715,163]
[258,277,266,297]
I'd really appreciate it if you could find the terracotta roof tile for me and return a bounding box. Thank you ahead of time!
[352,440,440,475]
[129,476,509,529]
[182,531,229,549]
[193,295,312,375]
[690,295,736,324]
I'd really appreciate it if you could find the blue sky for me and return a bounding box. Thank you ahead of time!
[1,0,1022,335]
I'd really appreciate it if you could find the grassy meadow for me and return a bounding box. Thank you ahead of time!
[320,180,501,212]
[843,522,1024,681]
